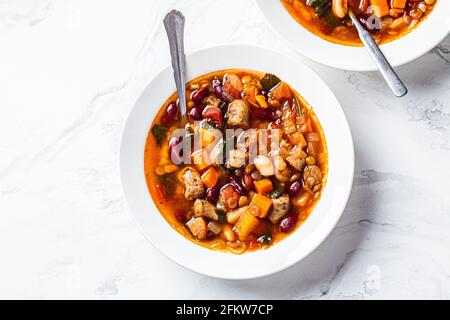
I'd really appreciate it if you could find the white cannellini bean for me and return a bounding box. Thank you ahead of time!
[332,0,348,19]
[254,155,275,176]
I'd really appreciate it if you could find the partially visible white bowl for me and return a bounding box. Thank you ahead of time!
[256,0,450,71]
[120,45,354,279]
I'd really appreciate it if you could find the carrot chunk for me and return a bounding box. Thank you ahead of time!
[201,167,220,188]
[249,194,273,218]
[271,82,292,101]
[391,0,406,10]
[288,131,307,148]
[254,178,273,194]
[370,0,389,17]
[234,210,260,241]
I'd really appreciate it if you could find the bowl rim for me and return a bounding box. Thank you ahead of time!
[119,44,355,279]
[255,0,450,71]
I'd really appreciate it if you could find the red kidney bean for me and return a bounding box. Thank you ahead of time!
[189,106,202,120]
[288,181,302,196]
[191,87,209,104]
[228,176,246,195]
[243,173,253,191]
[206,230,216,240]
[206,187,220,203]
[167,101,179,119]
[279,212,298,233]
[212,78,224,99]
[252,107,276,121]
[174,209,186,223]
[169,136,183,164]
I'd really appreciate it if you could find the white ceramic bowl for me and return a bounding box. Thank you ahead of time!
[120,45,354,279]
[256,0,450,71]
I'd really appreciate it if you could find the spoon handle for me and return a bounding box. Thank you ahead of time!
[164,10,187,123]
[349,11,407,97]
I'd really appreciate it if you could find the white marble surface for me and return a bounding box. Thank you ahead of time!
[1,0,449,299]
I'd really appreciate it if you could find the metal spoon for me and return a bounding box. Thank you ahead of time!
[348,10,407,97]
[163,10,187,125]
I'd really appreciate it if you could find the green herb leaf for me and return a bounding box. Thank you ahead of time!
[151,124,168,145]
[306,0,330,17]
[216,209,227,224]
[259,73,281,91]
[268,188,284,199]
[257,233,273,245]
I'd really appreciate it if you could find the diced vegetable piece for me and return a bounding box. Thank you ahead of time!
[369,0,389,17]
[193,199,218,221]
[234,210,260,241]
[249,194,273,218]
[254,179,273,194]
[286,156,306,172]
[271,82,292,101]
[192,149,211,171]
[248,205,261,217]
[151,124,168,145]
[186,217,207,240]
[259,73,281,91]
[201,167,220,188]
[391,0,406,9]
[255,95,268,109]
[288,131,307,148]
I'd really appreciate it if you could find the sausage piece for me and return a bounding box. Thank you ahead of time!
[186,217,207,240]
[223,73,243,100]
[193,199,218,221]
[182,169,205,200]
[269,194,290,224]
[303,165,322,189]
[227,99,249,128]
